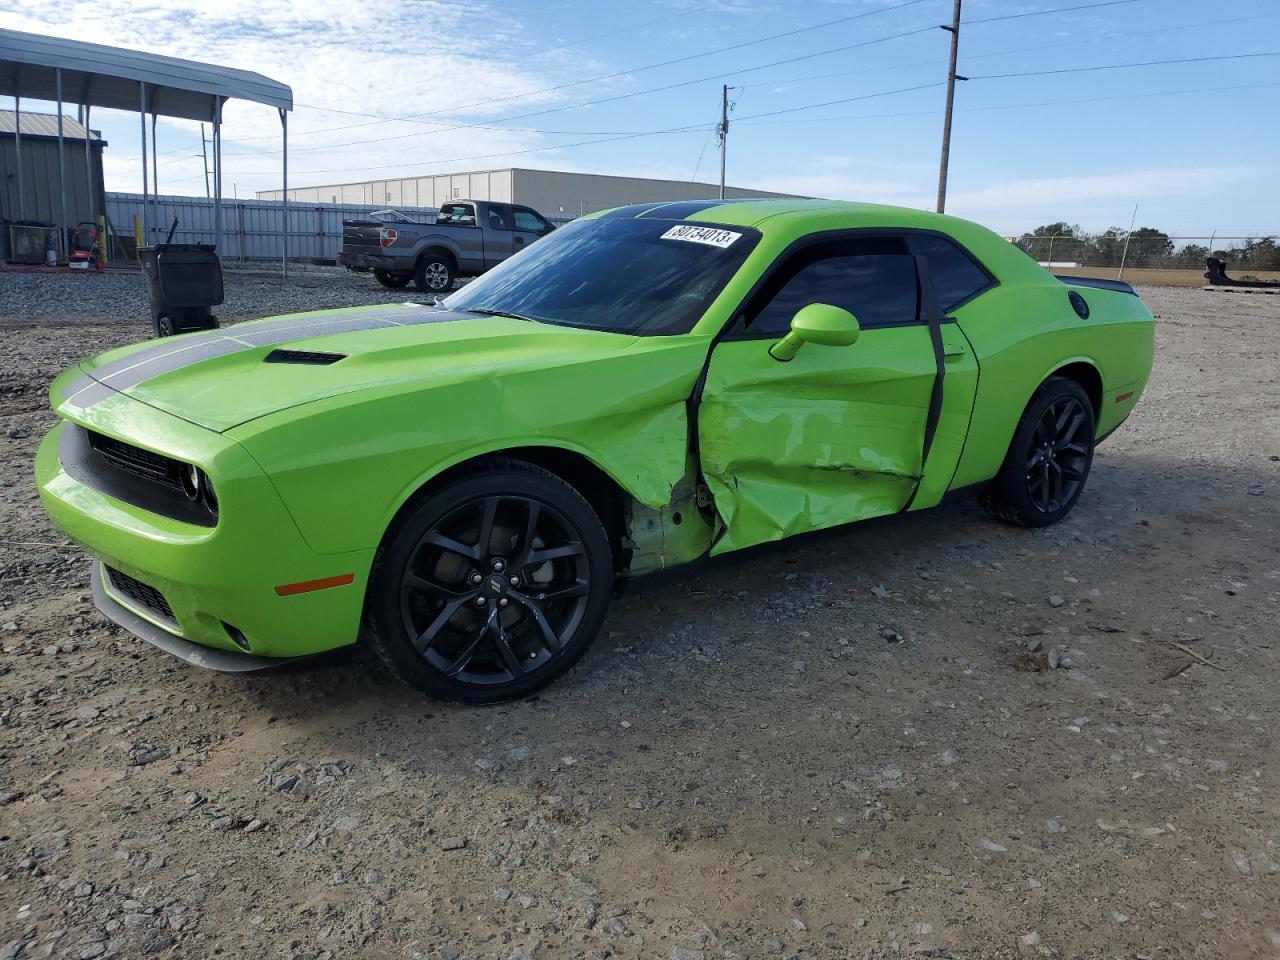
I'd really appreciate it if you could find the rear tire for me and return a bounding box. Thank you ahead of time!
[364,458,613,703]
[413,254,455,295]
[374,269,412,289]
[981,376,1096,528]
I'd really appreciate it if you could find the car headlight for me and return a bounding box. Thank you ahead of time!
[179,463,218,519]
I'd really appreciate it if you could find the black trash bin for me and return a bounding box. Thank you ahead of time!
[139,231,224,337]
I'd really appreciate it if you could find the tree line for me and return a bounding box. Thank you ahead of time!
[1015,223,1280,271]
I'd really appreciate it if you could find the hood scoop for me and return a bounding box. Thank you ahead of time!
[264,349,347,366]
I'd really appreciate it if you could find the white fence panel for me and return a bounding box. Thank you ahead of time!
[104,193,576,262]
[103,193,441,262]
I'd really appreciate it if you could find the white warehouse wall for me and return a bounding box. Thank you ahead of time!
[260,167,801,216]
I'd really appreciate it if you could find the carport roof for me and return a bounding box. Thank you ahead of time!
[0,28,292,121]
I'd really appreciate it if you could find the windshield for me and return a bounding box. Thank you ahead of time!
[442,217,761,336]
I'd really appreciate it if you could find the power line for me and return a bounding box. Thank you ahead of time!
[168,81,944,183]
[159,0,1171,164]
[729,80,1280,128]
[731,10,1278,90]
[160,77,1280,187]
[210,22,942,160]
[281,0,936,140]
[972,50,1280,79]
[962,0,1141,25]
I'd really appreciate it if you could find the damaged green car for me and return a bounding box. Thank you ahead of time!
[36,199,1154,702]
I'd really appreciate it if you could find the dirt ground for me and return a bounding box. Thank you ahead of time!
[1,279,1278,960]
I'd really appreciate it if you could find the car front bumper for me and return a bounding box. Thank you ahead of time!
[36,416,374,665]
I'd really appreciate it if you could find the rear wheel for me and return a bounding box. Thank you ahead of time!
[413,254,455,295]
[365,459,613,703]
[374,269,411,289]
[981,376,1096,527]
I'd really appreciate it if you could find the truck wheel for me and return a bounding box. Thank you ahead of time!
[374,269,412,289]
[414,255,455,294]
[364,458,613,703]
[153,315,175,338]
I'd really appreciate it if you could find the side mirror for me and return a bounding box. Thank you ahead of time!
[769,303,861,361]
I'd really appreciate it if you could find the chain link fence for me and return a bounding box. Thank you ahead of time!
[1016,231,1280,277]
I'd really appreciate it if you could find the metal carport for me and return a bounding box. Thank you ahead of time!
[0,28,292,272]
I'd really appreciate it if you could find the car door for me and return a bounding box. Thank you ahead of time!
[696,233,981,555]
[510,206,552,256]
[482,204,516,267]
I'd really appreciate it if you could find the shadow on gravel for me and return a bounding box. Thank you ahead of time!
[202,447,1276,773]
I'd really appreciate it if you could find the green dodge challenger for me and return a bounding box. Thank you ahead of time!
[36,199,1154,702]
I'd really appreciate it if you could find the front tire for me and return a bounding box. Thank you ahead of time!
[374,269,412,289]
[364,458,613,703]
[413,254,455,295]
[981,376,1096,528]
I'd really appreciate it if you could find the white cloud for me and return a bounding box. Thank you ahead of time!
[1,0,581,193]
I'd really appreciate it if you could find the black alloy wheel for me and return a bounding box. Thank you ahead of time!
[981,376,1096,528]
[365,459,612,702]
[1025,395,1091,513]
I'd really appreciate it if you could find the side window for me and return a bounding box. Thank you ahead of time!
[437,203,476,226]
[512,208,550,234]
[912,234,993,311]
[747,236,919,337]
[487,207,510,230]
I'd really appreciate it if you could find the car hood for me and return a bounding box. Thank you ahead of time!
[70,304,642,432]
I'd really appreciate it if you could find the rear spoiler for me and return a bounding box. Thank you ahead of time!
[1054,274,1138,297]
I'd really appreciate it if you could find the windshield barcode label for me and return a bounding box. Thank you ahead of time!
[660,225,742,248]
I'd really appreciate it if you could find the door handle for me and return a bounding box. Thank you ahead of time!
[943,347,966,359]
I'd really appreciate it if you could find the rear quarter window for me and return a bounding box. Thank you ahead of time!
[912,234,995,311]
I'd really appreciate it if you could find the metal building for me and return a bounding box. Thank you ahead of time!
[259,167,803,218]
[0,110,105,259]
[0,27,292,271]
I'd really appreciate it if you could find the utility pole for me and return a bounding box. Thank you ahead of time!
[200,124,211,199]
[717,84,731,200]
[935,0,967,214]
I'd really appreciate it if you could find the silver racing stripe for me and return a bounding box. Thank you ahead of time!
[65,306,470,409]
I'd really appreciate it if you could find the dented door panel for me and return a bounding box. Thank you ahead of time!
[697,324,978,555]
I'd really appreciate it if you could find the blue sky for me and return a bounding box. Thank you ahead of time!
[3,0,1278,237]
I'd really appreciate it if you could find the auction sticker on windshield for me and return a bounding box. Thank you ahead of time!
[660,224,742,248]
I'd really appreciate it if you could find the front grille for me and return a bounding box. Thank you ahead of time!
[87,431,184,490]
[62,426,216,528]
[105,566,177,627]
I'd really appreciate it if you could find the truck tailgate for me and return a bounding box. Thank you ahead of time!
[342,220,384,258]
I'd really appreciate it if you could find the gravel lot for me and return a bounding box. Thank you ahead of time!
[1,274,1278,959]
[0,266,433,326]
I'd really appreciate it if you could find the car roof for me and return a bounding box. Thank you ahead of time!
[590,198,1045,284]
[594,197,980,231]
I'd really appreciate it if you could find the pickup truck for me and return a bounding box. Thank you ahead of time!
[339,200,555,294]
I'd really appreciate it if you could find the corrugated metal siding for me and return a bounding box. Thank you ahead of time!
[104,193,446,260]
[0,111,101,139]
[0,133,105,257]
[0,27,291,121]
